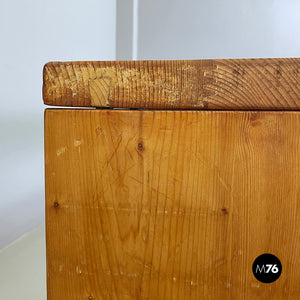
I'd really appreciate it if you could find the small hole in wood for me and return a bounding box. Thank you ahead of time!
[138,142,144,151]
[221,207,228,215]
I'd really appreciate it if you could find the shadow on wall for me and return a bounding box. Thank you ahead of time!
[0,116,44,249]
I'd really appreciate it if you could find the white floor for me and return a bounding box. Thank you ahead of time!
[0,223,46,299]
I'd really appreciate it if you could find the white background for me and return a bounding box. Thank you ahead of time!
[136,0,300,59]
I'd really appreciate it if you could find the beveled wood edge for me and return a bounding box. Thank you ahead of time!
[43,58,300,110]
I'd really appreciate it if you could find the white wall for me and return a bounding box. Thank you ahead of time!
[137,0,300,59]
[272,0,300,57]
[0,0,116,249]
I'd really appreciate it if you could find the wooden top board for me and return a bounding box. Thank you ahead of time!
[43,58,300,110]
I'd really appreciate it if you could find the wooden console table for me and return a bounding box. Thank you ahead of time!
[44,59,300,299]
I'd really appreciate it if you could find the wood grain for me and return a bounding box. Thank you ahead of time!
[43,58,300,109]
[45,109,300,299]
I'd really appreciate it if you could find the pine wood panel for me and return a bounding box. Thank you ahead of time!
[43,58,300,109]
[45,109,300,299]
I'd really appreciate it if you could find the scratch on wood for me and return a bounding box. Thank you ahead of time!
[56,146,67,156]
[74,139,82,147]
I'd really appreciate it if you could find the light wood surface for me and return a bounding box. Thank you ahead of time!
[45,109,300,299]
[43,58,300,109]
